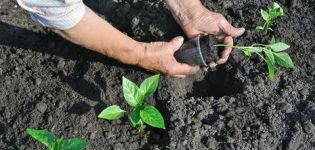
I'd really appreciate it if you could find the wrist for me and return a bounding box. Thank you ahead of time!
[106,39,145,66]
[135,42,147,67]
[133,42,157,72]
[165,0,203,25]
[123,40,146,66]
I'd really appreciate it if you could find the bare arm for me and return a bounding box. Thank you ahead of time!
[54,6,143,66]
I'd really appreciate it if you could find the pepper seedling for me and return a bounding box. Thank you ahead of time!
[256,2,285,32]
[215,37,294,80]
[98,74,165,132]
[26,128,88,150]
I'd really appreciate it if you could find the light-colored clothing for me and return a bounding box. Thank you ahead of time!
[17,0,85,30]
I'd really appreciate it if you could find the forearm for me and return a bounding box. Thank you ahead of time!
[54,6,144,65]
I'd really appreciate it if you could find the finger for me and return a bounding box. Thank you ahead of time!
[203,67,209,72]
[169,36,184,52]
[170,63,200,76]
[215,35,226,40]
[208,62,217,69]
[187,66,200,75]
[216,57,229,65]
[219,19,245,37]
[221,36,233,58]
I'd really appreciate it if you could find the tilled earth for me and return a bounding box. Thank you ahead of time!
[0,0,314,149]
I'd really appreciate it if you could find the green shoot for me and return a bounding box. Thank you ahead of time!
[26,128,88,150]
[256,2,285,32]
[98,74,165,132]
[214,37,294,80]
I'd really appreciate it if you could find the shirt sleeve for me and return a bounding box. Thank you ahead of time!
[17,0,85,30]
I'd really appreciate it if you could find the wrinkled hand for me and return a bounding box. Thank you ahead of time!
[138,37,199,78]
[167,1,245,69]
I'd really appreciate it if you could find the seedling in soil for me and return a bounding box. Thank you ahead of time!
[215,37,294,80]
[256,2,285,32]
[26,128,88,150]
[98,74,165,132]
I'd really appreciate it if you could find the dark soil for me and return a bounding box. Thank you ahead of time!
[0,0,314,149]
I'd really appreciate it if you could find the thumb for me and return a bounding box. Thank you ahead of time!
[220,19,245,37]
[169,36,184,52]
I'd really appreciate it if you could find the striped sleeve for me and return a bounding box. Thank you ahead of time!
[17,0,85,30]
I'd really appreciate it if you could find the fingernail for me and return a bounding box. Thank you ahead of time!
[177,36,184,43]
[209,62,217,68]
[237,28,246,33]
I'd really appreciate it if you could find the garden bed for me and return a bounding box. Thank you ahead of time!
[0,0,314,149]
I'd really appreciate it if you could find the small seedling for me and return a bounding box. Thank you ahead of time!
[26,128,88,150]
[256,2,285,31]
[215,37,294,80]
[98,74,165,132]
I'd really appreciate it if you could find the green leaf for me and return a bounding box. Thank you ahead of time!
[261,9,270,21]
[122,77,143,107]
[263,49,275,64]
[273,2,281,9]
[26,128,55,147]
[269,10,282,20]
[62,138,88,150]
[269,42,290,52]
[269,4,285,20]
[129,108,141,127]
[98,105,125,120]
[140,105,165,129]
[140,74,160,98]
[272,2,284,14]
[273,52,295,68]
[270,36,276,44]
[50,138,63,150]
[263,49,276,80]
[266,60,275,80]
[243,51,252,57]
[279,7,285,16]
[256,26,264,30]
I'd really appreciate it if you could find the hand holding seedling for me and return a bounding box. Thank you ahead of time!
[53,6,199,79]
[215,37,294,80]
[137,37,200,79]
[98,75,166,132]
[256,2,285,31]
[166,0,245,69]
[26,128,88,150]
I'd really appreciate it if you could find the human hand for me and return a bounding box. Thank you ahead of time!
[137,36,200,78]
[166,0,245,69]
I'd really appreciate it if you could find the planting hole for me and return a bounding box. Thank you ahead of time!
[188,65,243,99]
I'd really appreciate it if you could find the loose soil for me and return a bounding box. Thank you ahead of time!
[0,0,314,149]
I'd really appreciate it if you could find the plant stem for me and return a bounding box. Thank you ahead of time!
[138,120,145,133]
[255,51,267,62]
[252,44,267,47]
[213,44,264,50]
[214,44,267,62]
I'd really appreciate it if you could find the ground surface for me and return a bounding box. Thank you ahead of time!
[0,0,314,149]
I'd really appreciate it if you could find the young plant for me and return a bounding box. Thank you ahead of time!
[26,128,88,150]
[98,74,165,131]
[256,2,285,31]
[215,37,294,80]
